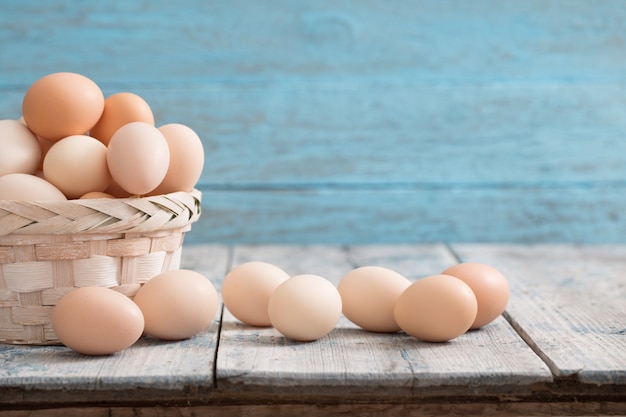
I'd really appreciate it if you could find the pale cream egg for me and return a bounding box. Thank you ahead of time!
[0,119,41,176]
[43,135,111,199]
[0,173,67,200]
[268,274,342,342]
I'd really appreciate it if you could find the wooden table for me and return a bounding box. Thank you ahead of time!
[0,244,624,416]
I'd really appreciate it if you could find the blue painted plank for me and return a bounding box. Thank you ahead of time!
[3,83,626,185]
[2,1,626,244]
[185,187,626,244]
[2,0,626,84]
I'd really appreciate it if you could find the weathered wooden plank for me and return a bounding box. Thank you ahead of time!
[186,187,626,244]
[0,244,229,406]
[450,244,626,387]
[216,245,552,399]
[3,1,626,84]
[3,401,626,417]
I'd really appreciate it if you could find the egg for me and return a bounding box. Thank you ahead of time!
[89,92,155,146]
[43,135,111,199]
[268,274,342,342]
[338,266,411,332]
[222,261,289,327]
[106,122,170,196]
[0,173,67,200]
[22,72,104,141]
[80,191,115,199]
[132,269,218,340]
[0,119,41,176]
[394,274,477,342]
[104,178,133,198]
[51,287,144,355]
[37,136,55,172]
[441,263,510,329]
[149,123,204,195]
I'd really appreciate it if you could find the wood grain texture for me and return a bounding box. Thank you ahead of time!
[216,245,552,399]
[3,1,626,84]
[3,402,626,417]
[0,244,229,406]
[187,187,626,244]
[0,244,625,414]
[451,244,626,387]
[3,1,626,243]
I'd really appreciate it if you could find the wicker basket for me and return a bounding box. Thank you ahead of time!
[0,189,201,345]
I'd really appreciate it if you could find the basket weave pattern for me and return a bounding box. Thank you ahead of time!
[0,189,201,345]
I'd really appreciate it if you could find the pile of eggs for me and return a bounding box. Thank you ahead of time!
[1,72,509,354]
[0,72,213,355]
[0,71,204,199]
[223,261,510,343]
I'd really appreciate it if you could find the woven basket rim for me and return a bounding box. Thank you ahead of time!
[0,188,202,236]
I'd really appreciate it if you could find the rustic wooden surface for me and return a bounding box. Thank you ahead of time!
[3,1,626,243]
[1,244,624,416]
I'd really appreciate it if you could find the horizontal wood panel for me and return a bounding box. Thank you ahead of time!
[186,187,626,244]
[3,83,626,186]
[2,1,626,84]
[0,244,624,412]
[3,1,626,244]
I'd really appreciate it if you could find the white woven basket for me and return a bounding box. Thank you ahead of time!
[0,189,201,345]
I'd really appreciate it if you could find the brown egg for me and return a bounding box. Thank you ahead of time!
[149,123,204,195]
[133,269,219,340]
[0,173,67,200]
[394,274,477,342]
[22,72,104,141]
[0,119,41,176]
[106,122,170,196]
[52,287,144,355]
[441,263,510,329]
[43,135,111,199]
[89,92,155,146]
[222,261,290,327]
[338,266,411,332]
[37,136,55,172]
[268,274,342,342]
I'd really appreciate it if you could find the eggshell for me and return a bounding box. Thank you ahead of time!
[0,173,67,200]
[22,72,104,141]
[104,178,133,198]
[80,191,115,199]
[441,263,510,329]
[338,266,411,333]
[222,261,289,326]
[37,137,55,171]
[132,269,218,340]
[0,119,41,176]
[268,274,342,342]
[149,123,204,195]
[90,92,155,146]
[43,135,111,199]
[106,122,170,195]
[394,274,478,342]
[51,287,144,355]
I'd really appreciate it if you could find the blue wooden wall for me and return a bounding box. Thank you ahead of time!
[2,1,626,244]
